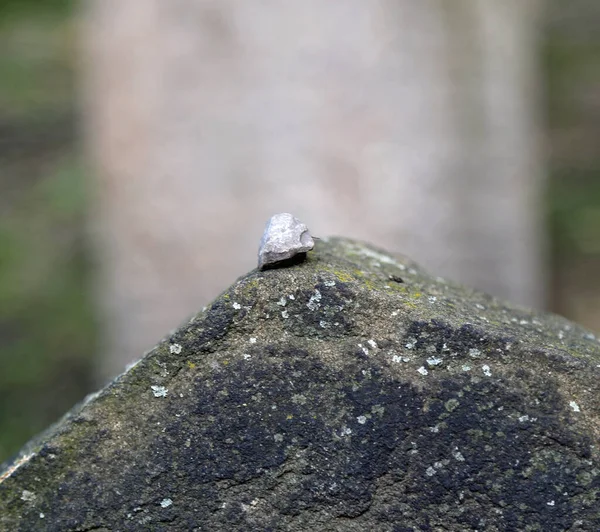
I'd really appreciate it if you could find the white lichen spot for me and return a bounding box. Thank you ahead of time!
[429,425,440,433]
[462,365,471,372]
[160,498,173,508]
[482,365,492,377]
[417,366,429,376]
[453,449,465,462]
[392,355,411,363]
[569,401,581,412]
[232,302,242,310]
[469,349,481,358]
[243,354,251,360]
[475,303,485,310]
[367,339,378,349]
[277,297,287,306]
[558,330,565,340]
[518,415,530,423]
[169,343,182,354]
[319,320,329,328]
[547,500,555,506]
[357,246,399,266]
[291,394,307,405]
[391,310,399,317]
[281,310,289,319]
[425,466,436,477]
[428,296,437,304]
[519,319,529,325]
[357,415,367,424]
[323,279,336,287]
[405,341,416,349]
[274,433,284,442]
[427,357,443,367]
[21,490,36,502]
[151,385,168,398]
[39,513,45,519]
[358,344,369,356]
[372,405,385,416]
[307,290,322,311]
[249,337,257,344]
[340,426,352,437]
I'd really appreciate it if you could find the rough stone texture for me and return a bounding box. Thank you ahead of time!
[1,238,599,531]
[258,213,315,270]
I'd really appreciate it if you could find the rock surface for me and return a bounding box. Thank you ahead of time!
[1,237,599,531]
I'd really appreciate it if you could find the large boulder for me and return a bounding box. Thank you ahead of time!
[1,238,599,531]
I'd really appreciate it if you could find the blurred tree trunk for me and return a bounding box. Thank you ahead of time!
[82,0,545,381]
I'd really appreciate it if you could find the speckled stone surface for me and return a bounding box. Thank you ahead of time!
[1,238,600,531]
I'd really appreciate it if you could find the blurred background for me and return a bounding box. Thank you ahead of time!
[0,0,599,463]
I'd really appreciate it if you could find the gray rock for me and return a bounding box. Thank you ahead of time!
[258,213,314,270]
[1,237,600,531]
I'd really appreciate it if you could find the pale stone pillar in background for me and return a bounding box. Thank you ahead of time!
[82,0,544,380]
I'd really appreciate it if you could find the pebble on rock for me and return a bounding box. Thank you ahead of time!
[258,213,315,270]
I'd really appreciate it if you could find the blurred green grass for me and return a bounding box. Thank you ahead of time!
[0,2,95,462]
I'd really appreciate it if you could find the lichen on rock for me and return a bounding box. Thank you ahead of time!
[1,238,599,531]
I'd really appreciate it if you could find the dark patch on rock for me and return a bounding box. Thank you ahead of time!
[1,238,599,531]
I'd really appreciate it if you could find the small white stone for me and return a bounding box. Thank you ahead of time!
[569,401,581,412]
[417,366,428,376]
[277,297,287,306]
[367,339,378,349]
[427,357,442,367]
[357,415,367,424]
[232,302,242,310]
[281,310,289,319]
[482,365,492,376]
[160,498,173,508]
[249,337,257,344]
[258,213,314,270]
